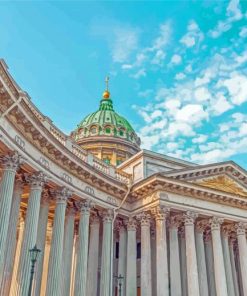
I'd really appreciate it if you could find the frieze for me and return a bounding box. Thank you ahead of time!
[61,172,72,184]
[85,185,95,196]
[15,135,25,150]
[107,196,118,206]
[39,157,50,170]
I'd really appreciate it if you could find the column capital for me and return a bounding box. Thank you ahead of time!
[183,210,198,226]
[0,151,22,171]
[101,209,114,223]
[75,199,94,213]
[235,222,247,236]
[222,224,234,237]
[210,216,224,231]
[151,205,170,220]
[169,214,182,229]
[196,219,209,233]
[53,187,72,204]
[115,218,126,232]
[125,217,137,231]
[40,189,50,206]
[26,171,47,190]
[136,211,151,227]
[90,213,100,225]
[66,203,76,216]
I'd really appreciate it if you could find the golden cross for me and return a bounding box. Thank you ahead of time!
[105,76,109,91]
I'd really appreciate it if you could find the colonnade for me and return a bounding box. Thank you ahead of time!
[0,152,247,296]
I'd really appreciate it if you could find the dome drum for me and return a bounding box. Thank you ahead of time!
[73,88,141,166]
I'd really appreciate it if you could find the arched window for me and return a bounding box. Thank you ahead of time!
[90,126,97,134]
[105,126,111,134]
[119,128,125,137]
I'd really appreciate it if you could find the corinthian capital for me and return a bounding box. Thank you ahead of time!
[75,199,94,213]
[0,151,22,171]
[125,217,137,231]
[151,205,170,221]
[53,187,72,204]
[235,222,247,236]
[136,212,151,227]
[183,211,198,226]
[101,209,114,223]
[27,171,47,190]
[210,217,224,231]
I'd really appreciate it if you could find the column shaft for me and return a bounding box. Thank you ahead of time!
[204,235,216,296]
[210,217,228,296]
[221,231,235,296]
[45,188,70,296]
[118,225,127,296]
[62,208,75,296]
[229,240,240,296]
[236,223,247,296]
[184,212,200,296]
[74,200,91,296]
[195,222,209,296]
[154,207,169,296]
[179,229,187,296]
[169,218,182,296]
[0,152,20,276]
[126,218,137,296]
[0,181,23,295]
[34,198,49,296]
[140,213,152,296]
[87,217,100,296]
[100,209,113,296]
[17,172,45,296]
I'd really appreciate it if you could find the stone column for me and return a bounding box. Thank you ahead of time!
[87,214,100,296]
[126,217,137,296]
[118,220,127,296]
[0,178,23,295]
[139,212,152,296]
[179,227,187,296]
[169,215,182,296]
[62,205,75,296]
[70,232,79,296]
[74,200,92,296]
[45,187,71,296]
[33,192,50,296]
[9,215,25,296]
[152,206,169,296]
[183,211,200,296]
[210,217,228,296]
[221,227,236,296]
[229,239,240,296]
[195,221,209,296]
[0,152,21,276]
[204,232,216,296]
[17,171,46,296]
[100,209,114,296]
[236,222,247,296]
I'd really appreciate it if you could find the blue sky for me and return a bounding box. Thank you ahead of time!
[1,1,247,168]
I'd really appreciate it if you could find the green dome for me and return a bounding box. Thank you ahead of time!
[74,97,141,146]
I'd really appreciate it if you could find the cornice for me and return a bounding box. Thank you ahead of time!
[130,174,247,210]
[0,61,130,199]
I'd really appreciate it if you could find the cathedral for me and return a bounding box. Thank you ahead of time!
[0,58,247,296]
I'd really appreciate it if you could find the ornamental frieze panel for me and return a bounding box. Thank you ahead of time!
[194,175,247,197]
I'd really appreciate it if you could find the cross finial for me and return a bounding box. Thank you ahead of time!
[105,76,109,91]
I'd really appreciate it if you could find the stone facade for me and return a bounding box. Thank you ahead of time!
[0,59,247,295]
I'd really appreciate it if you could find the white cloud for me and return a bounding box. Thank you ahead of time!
[131,68,146,79]
[122,64,133,70]
[192,134,208,144]
[112,27,139,62]
[180,20,204,48]
[151,49,166,65]
[218,73,247,105]
[175,73,186,80]
[209,0,243,38]
[239,27,247,38]
[194,87,212,102]
[175,104,208,124]
[170,54,182,65]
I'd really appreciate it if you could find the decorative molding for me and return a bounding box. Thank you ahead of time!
[0,150,22,171]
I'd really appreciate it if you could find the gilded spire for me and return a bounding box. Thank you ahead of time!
[102,76,110,99]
